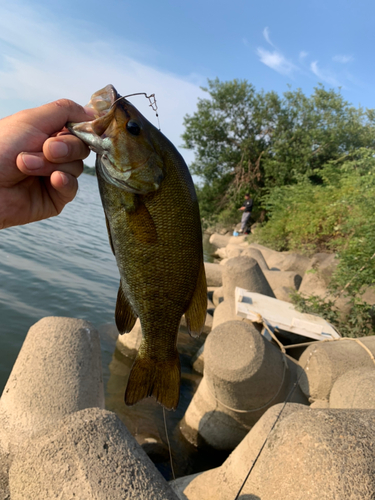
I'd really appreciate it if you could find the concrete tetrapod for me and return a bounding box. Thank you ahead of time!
[9,407,179,500]
[180,321,307,450]
[172,404,375,500]
[298,335,375,402]
[0,317,104,454]
[212,257,275,329]
[329,367,375,409]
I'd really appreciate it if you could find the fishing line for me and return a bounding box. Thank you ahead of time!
[111,92,161,131]
[232,346,318,500]
[163,407,176,480]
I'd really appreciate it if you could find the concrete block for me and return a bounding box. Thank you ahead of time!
[330,368,375,409]
[172,404,375,500]
[222,257,275,304]
[273,286,294,303]
[212,286,224,307]
[240,247,269,271]
[0,317,104,454]
[204,262,223,287]
[298,336,375,402]
[209,233,232,248]
[180,321,307,450]
[9,408,178,500]
[263,270,302,291]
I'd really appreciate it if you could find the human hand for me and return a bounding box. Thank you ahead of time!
[0,99,94,229]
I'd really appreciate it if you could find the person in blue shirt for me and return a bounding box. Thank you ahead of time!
[238,193,253,234]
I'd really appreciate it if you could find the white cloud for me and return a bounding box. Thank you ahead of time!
[263,27,275,47]
[257,47,296,76]
[332,54,353,64]
[310,61,341,87]
[299,51,308,60]
[0,2,205,166]
[242,37,249,47]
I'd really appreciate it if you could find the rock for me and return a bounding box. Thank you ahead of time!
[0,317,104,454]
[204,262,223,287]
[212,286,224,307]
[298,253,338,297]
[9,408,178,500]
[240,247,269,271]
[209,233,232,249]
[330,368,375,409]
[180,321,307,450]
[263,270,302,291]
[172,404,375,500]
[298,336,375,402]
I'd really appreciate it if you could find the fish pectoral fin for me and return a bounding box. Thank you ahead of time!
[184,259,207,338]
[115,282,138,333]
[125,350,181,410]
[125,199,158,244]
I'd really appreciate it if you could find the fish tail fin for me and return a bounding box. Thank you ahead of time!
[125,352,181,410]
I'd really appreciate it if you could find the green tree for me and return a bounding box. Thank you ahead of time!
[183,79,375,222]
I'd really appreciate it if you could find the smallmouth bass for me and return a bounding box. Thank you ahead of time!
[68,85,207,410]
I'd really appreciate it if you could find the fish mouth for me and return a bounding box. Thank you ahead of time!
[68,85,143,192]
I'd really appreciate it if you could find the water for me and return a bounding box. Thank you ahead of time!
[0,174,222,478]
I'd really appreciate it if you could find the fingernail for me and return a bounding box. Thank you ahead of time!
[59,172,69,186]
[21,154,44,170]
[49,141,69,159]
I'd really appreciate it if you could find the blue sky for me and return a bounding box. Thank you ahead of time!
[0,0,374,166]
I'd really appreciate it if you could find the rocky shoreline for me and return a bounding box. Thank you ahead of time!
[1,234,375,498]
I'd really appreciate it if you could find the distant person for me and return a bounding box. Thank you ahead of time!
[0,99,94,230]
[238,193,253,234]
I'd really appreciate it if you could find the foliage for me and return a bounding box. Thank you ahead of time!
[83,164,96,176]
[255,149,375,296]
[290,291,375,338]
[183,79,375,220]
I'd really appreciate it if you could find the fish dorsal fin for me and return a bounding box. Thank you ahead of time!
[115,282,138,334]
[105,214,115,255]
[184,259,207,338]
[125,199,158,244]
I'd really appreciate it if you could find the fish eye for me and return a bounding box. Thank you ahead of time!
[126,120,141,136]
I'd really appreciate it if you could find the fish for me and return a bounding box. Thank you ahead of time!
[68,85,207,410]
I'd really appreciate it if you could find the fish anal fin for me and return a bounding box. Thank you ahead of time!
[115,282,137,334]
[125,351,181,410]
[125,199,158,244]
[184,260,207,338]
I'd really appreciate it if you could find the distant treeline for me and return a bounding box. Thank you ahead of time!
[83,164,96,176]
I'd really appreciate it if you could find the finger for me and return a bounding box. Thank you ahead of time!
[49,171,79,208]
[16,99,95,136]
[17,153,84,178]
[43,135,90,163]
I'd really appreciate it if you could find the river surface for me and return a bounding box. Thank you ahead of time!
[0,173,223,478]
